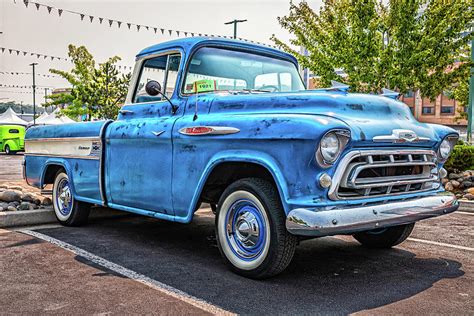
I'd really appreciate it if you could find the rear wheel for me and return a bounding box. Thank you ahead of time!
[352,223,415,248]
[52,171,91,226]
[215,178,297,279]
[4,145,14,155]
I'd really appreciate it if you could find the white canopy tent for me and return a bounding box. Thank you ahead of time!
[0,107,28,126]
[33,108,76,125]
[33,111,50,125]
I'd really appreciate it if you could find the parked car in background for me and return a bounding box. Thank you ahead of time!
[0,125,25,154]
[24,37,459,279]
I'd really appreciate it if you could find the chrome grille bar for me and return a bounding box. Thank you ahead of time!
[328,150,439,200]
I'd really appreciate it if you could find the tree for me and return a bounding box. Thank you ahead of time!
[48,45,131,120]
[272,0,473,101]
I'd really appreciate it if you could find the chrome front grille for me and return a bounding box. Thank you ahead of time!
[328,150,440,200]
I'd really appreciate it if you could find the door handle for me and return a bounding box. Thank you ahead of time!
[151,131,165,137]
[119,109,134,115]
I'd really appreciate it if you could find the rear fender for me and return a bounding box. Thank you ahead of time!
[40,159,77,197]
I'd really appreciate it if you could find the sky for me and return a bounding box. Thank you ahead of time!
[0,0,323,105]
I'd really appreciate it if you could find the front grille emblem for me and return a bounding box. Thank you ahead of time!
[373,129,430,143]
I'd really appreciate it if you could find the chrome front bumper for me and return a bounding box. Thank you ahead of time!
[286,192,458,237]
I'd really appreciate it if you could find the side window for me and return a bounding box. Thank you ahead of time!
[164,54,181,98]
[133,53,181,103]
[254,72,292,92]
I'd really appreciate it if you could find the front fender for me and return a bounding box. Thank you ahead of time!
[188,150,290,218]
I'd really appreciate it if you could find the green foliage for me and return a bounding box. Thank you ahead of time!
[272,0,473,99]
[444,145,474,172]
[47,45,131,120]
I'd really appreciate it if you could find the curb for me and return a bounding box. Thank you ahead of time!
[0,207,129,228]
[459,200,474,213]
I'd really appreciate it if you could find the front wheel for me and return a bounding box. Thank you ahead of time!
[52,171,91,226]
[215,178,297,279]
[352,223,415,248]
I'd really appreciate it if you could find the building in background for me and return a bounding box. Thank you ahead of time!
[305,73,467,134]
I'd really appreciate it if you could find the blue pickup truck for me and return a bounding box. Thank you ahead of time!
[24,37,459,278]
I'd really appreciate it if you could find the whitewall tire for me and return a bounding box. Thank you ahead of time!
[216,178,297,279]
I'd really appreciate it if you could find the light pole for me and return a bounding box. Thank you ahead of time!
[30,63,38,124]
[44,87,49,112]
[467,36,473,144]
[224,19,247,39]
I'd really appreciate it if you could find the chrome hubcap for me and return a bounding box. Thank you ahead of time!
[56,178,72,216]
[225,199,266,261]
[235,212,260,247]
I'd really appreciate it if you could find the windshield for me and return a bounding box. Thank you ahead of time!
[183,47,305,94]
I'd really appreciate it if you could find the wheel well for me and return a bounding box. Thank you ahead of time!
[43,165,65,185]
[199,162,278,205]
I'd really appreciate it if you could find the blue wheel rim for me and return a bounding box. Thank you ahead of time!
[56,178,72,216]
[225,199,267,261]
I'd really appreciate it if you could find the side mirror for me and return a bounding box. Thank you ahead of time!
[145,80,162,96]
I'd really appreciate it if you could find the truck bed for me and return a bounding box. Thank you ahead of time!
[24,120,110,205]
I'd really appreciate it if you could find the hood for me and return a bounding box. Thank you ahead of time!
[208,90,452,147]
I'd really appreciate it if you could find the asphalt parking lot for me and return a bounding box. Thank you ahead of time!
[1,154,473,314]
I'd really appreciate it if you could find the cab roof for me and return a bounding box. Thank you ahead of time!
[136,37,298,65]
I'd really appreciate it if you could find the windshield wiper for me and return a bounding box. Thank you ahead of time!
[242,89,273,93]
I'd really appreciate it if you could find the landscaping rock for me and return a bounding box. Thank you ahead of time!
[20,193,35,202]
[0,207,4,212]
[464,193,474,201]
[0,184,8,190]
[451,180,460,188]
[6,206,16,212]
[0,190,21,202]
[42,197,52,206]
[444,182,454,192]
[8,185,23,191]
[465,187,474,195]
[441,178,449,185]
[449,173,461,180]
[462,181,473,189]
[19,202,34,211]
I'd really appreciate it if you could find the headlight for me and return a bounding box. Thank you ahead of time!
[437,135,458,162]
[316,130,351,167]
[320,133,340,163]
[438,139,451,159]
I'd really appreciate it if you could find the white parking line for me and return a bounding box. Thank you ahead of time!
[407,237,474,252]
[20,229,233,316]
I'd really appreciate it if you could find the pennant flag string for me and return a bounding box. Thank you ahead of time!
[0,46,70,62]
[0,70,62,78]
[14,0,278,48]
[0,83,57,89]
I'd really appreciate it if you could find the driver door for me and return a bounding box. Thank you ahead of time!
[105,52,181,215]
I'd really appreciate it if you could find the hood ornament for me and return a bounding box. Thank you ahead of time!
[373,129,430,143]
[381,88,401,100]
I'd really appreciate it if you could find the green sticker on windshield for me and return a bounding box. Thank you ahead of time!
[193,79,217,93]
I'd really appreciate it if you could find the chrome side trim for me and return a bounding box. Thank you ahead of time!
[24,153,100,160]
[179,126,240,136]
[286,192,458,237]
[25,137,101,142]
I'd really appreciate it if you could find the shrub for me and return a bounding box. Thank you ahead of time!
[444,145,474,173]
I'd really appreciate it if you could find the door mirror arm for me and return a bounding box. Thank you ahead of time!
[145,80,179,114]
